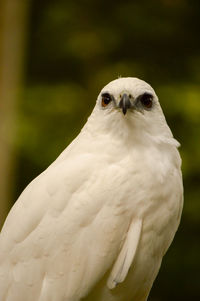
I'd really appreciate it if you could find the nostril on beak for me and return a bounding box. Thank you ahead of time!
[119,94,131,115]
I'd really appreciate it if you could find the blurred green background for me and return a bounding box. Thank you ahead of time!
[0,0,200,300]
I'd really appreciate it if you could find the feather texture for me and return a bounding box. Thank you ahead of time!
[107,219,142,289]
[0,78,183,301]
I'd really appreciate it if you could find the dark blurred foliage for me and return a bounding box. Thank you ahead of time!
[12,0,200,300]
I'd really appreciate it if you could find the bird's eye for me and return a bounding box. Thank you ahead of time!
[101,93,112,107]
[139,93,153,109]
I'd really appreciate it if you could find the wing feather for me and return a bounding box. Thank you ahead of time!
[107,219,142,289]
[0,154,134,301]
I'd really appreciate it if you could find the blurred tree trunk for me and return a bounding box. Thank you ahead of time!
[0,0,29,229]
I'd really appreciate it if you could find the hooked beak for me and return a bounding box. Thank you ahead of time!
[119,93,131,115]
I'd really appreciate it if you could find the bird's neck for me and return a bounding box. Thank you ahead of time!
[83,109,179,150]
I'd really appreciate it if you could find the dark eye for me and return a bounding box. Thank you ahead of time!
[139,93,153,109]
[101,93,112,107]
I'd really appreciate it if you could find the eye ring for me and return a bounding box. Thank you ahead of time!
[139,93,153,109]
[101,93,112,107]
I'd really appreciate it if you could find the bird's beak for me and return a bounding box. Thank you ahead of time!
[119,93,131,115]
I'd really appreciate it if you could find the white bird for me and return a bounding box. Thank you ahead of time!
[0,77,183,301]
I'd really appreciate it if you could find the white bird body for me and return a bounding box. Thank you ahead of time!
[0,78,183,301]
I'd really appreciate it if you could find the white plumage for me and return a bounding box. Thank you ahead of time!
[0,77,183,301]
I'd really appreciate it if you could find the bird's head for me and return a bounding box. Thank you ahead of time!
[87,77,179,147]
[99,77,156,116]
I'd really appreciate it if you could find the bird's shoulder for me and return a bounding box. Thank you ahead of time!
[0,145,130,255]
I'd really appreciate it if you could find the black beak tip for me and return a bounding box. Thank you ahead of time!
[122,107,127,115]
[119,93,131,115]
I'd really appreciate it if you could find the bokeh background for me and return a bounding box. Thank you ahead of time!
[0,0,200,300]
